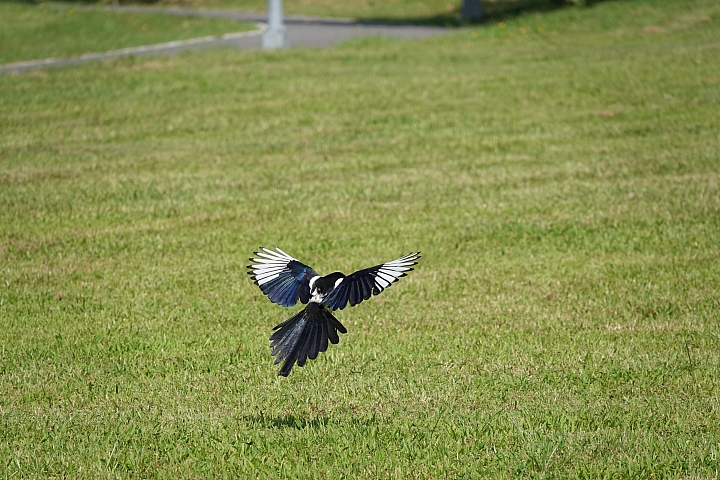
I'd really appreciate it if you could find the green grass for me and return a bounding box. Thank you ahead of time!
[16,0,576,23]
[2,0,720,477]
[178,0,462,20]
[181,0,564,23]
[193,0,579,23]
[0,2,256,64]
[69,0,466,20]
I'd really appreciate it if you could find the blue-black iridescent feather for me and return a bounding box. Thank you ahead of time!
[269,303,347,377]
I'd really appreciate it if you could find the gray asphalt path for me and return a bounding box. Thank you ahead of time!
[0,7,448,74]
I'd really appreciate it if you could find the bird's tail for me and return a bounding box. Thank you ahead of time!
[270,303,347,377]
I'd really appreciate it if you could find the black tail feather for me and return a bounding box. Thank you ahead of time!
[296,319,314,368]
[270,310,306,364]
[308,319,320,361]
[318,315,329,356]
[270,303,346,377]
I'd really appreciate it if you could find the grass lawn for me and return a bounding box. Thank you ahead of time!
[1,0,720,477]
[12,0,577,23]
[0,2,256,64]
[170,0,463,20]
[184,0,577,22]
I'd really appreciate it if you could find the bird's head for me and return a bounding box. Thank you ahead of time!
[313,272,346,295]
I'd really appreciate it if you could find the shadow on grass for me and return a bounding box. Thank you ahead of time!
[243,415,332,429]
[356,0,615,27]
[243,414,380,430]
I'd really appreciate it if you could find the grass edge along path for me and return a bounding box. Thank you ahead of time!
[0,2,259,66]
[0,28,265,74]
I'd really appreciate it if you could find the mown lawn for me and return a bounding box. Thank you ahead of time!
[1,0,719,477]
[12,0,576,23]
[0,2,255,64]
[177,0,462,20]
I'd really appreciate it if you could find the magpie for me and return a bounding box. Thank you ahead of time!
[247,247,421,376]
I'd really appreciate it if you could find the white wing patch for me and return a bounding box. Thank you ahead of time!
[372,252,420,293]
[322,251,420,310]
[248,247,296,286]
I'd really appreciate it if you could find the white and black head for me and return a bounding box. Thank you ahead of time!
[310,272,345,296]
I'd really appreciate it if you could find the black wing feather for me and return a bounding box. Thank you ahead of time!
[248,247,318,308]
[323,252,421,311]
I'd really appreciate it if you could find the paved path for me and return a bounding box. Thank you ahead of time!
[0,7,448,74]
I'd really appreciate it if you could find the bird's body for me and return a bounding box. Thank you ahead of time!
[247,247,420,376]
[308,272,345,303]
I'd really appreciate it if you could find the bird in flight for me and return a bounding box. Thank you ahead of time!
[247,247,421,376]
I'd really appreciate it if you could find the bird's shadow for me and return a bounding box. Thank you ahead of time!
[243,414,331,430]
[242,414,376,430]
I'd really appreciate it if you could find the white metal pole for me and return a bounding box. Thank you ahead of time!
[262,0,288,49]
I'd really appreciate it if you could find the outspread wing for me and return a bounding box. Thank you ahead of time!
[323,252,420,311]
[247,247,318,307]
